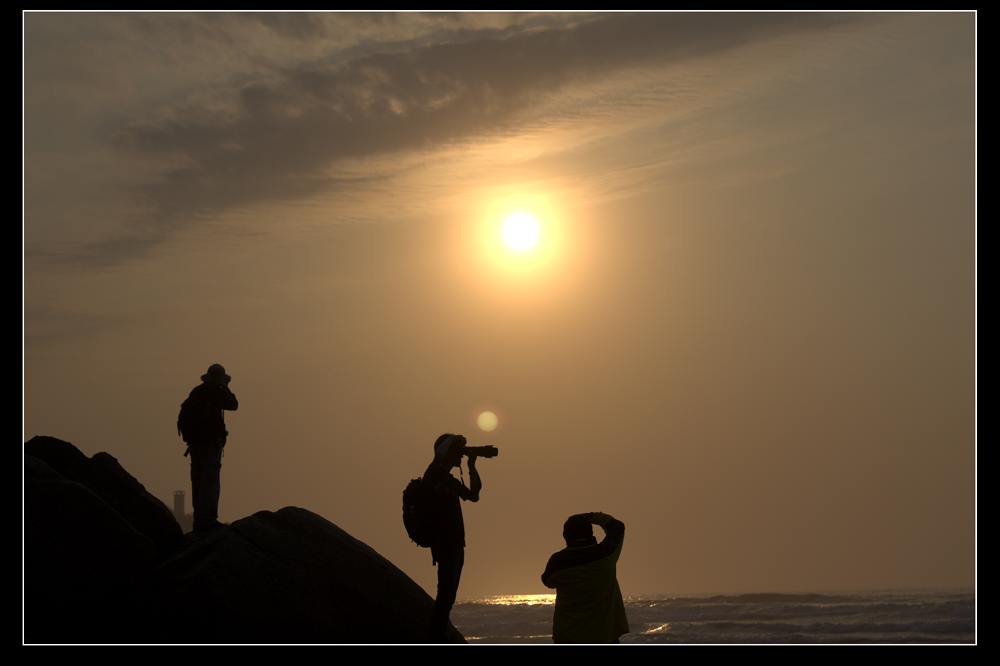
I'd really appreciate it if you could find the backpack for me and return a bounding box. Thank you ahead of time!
[177,393,211,444]
[402,478,440,548]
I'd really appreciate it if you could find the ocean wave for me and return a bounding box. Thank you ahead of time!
[697,593,861,604]
[451,591,975,644]
[628,593,971,608]
[669,619,973,635]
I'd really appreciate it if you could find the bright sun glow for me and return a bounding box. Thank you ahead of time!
[471,189,569,281]
[501,212,541,253]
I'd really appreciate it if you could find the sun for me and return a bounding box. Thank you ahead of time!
[501,211,541,253]
[473,190,566,279]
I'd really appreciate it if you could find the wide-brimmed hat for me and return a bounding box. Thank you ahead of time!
[201,363,231,384]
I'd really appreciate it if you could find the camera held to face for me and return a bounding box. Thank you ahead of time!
[462,445,498,458]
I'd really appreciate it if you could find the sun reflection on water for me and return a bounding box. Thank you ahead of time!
[472,594,556,606]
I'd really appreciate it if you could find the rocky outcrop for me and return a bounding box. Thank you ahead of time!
[24,438,464,644]
[25,436,183,552]
[149,508,464,643]
[25,455,157,643]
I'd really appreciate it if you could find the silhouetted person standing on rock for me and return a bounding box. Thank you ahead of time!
[421,434,493,642]
[177,363,238,534]
[541,512,629,643]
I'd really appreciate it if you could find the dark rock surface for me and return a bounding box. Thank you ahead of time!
[149,508,464,643]
[25,454,157,643]
[24,437,464,644]
[25,436,183,552]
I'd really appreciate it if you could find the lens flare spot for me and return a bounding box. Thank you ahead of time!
[477,411,499,432]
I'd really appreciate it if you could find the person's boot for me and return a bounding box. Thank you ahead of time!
[194,518,227,534]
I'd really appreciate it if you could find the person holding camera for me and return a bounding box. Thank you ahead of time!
[180,363,239,534]
[541,512,629,643]
[421,433,496,642]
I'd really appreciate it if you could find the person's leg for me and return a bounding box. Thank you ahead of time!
[191,444,223,531]
[190,445,204,531]
[203,444,222,523]
[429,546,465,641]
[188,446,201,530]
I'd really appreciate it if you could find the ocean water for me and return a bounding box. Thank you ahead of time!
[450,590,975,644]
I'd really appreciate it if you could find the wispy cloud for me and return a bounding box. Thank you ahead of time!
[27,12,861,266]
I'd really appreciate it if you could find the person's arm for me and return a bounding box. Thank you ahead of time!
[589,512,620,529]
[220,385,238,411]
[542,513,625,584]
[467,456,482,500]
[590,512,625,557]
[541,555,559,589]
[450,456,481,502]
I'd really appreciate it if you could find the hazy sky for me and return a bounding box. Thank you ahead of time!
[24,11,975,600]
